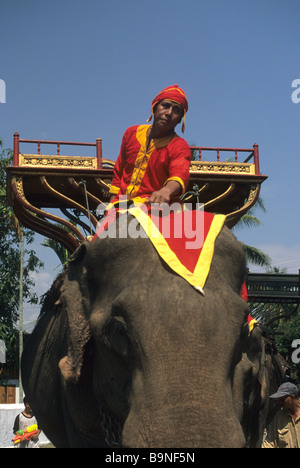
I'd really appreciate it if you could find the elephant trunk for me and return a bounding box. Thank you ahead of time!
[121,362,245,448]
[122,395,245,448]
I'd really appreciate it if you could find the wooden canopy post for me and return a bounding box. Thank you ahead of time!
[13,132,19,166]
[96,138,103,169]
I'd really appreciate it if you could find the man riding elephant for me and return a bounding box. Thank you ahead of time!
[108,84,191,206]
[21,85,260,448]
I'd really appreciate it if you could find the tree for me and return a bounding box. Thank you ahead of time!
[0,139,44,384]
[41,235,70,269]
[41,217,83,270]
[233,197,272,269]
[0,140,44,327]
[275,307,300,381]
[249,266,300,382]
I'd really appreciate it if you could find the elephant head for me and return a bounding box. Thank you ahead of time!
[22,214,250,448]
[233,324,288,448]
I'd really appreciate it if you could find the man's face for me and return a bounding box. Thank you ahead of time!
[278,395,294,411]
[153,99,183,135]
[25,402,33,414]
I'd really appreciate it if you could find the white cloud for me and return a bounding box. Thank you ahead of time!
[30,270,55,294]
[23,271,56,327]
[253,243,300,273]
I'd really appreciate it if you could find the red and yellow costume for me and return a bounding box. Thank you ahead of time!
[147,84,188,133]
[109,84,191,203]
[240,281,259,333]
[109,124,191,201]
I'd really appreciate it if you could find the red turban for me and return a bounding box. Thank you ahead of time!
[147,84,188,133]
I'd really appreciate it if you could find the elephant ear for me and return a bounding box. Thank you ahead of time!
[21,272,70,447]
[59,243,92,384]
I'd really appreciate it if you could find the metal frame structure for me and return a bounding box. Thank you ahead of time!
[247,271,300,304]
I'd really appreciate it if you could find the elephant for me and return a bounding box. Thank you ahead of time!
[22,213,251,448]
[233,326,287,448]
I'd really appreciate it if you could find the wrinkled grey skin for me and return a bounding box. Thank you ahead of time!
[22,215,250,448]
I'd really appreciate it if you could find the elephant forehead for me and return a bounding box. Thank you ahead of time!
[88,275,236,342]
[86,228,247,337]
[87,237,166,289]
[90,236,157,264]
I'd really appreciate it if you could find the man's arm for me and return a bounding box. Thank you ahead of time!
[154,137,191,205]
[262,422,278,448]
[13,414,19,434]
[146,180,182,204]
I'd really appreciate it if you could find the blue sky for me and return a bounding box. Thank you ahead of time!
[1,0,300,323]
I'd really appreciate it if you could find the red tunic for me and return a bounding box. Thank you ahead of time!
[109,124,191,201]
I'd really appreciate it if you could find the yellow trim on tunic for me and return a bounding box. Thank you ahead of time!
[164,176,185,194]
[109,185,120,195]
[126,126,155,198]
[126,125,177,199]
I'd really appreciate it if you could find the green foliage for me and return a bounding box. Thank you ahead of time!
[243,244,272,268]
[274,307,300,382]
[41,230,70,269]
[0,322,17,361]
[275,308,300,354]
[250,298,300,382]
[0,141,44,327]
[234,196,271,269]
[41,237,69,269]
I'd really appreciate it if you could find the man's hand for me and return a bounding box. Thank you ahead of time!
[146,180,182,205]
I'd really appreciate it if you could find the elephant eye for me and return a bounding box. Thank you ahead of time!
[104,316,130,360]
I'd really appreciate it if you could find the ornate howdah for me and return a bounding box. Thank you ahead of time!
[6,133,267,253]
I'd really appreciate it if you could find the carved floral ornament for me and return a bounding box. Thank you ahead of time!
[190,161,255,174]
[18,154,255,174]
[19,154,97,169]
